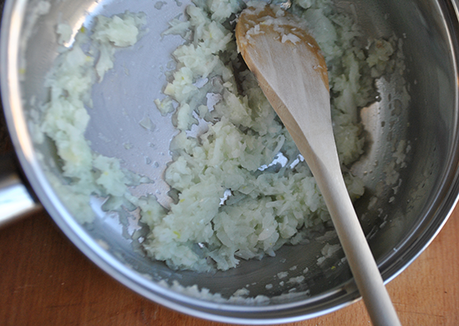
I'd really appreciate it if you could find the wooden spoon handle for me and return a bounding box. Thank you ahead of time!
[316,163,402,326]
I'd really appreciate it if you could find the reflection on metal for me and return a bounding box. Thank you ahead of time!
[281,0,292,10]
[0,181,37,227]
[0,154,40,228]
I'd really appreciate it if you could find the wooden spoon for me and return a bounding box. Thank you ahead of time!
[236,5,401,326]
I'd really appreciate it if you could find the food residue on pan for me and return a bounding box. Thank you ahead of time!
[30,0,410,276]
[31,11,148,222]
[138,0,409,273]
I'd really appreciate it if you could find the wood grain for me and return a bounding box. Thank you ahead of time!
[0,206,458,326]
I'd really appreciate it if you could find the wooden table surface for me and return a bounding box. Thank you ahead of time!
[0,202,457,326]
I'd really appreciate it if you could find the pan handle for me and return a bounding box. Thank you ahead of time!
[0,152,41,228]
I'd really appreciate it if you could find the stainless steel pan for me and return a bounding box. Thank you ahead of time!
[1,0,459,324]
